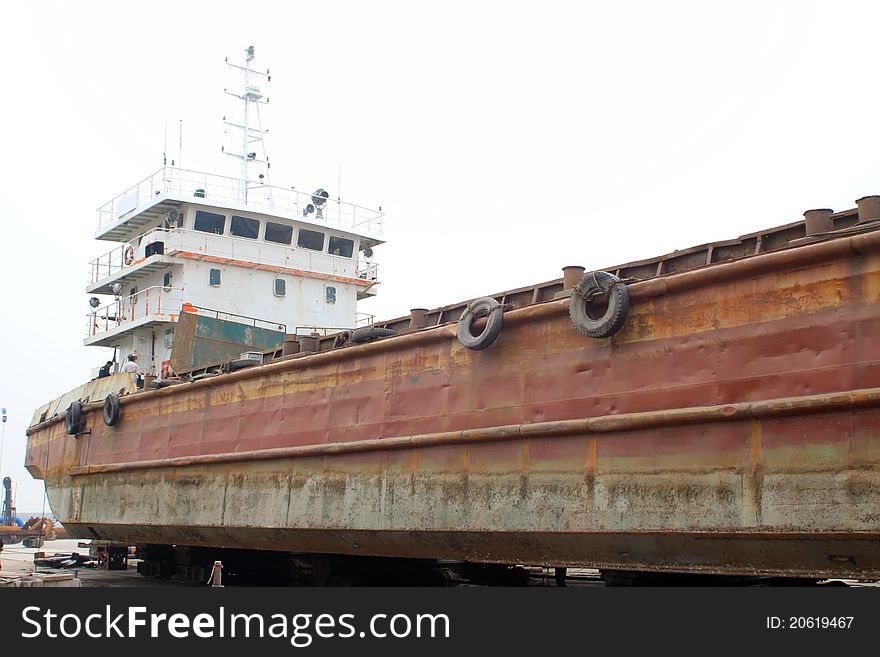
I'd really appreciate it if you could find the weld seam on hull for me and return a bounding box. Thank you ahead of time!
[67,385,880,476]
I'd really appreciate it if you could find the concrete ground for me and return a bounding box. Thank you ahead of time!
[1,539,875,587]
[0,539,601,587]
[0,539,190,587]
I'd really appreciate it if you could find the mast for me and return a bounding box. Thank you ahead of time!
[224,45,272,206]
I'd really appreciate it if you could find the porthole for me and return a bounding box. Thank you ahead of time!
[274,278,286,297]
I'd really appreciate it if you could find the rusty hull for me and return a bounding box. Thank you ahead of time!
[25,227,880,578]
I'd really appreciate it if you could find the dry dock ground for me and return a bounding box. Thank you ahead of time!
[1,539,183,587]
[2,539,876,587]
[0,540,601,587]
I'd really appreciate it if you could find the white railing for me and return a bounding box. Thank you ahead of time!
[96,167,384,238]
[88,242,129,284]
[293,314,379,338]
[86,286,184,339]
[88,227,380,287]
[357,260,378,282]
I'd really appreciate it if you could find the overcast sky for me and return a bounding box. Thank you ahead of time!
[1,0,878,510]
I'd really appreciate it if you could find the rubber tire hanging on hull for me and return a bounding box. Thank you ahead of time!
[103,394,120,426]
[64,401,82,435]
[457,297,504,350]
[569,271,630,339]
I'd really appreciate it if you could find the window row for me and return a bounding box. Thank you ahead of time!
[192,211,355,257]
[209,268,336,303]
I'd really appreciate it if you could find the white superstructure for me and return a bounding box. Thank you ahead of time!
[84,47,383,378]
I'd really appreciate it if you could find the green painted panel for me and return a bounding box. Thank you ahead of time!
[171,313,285,372]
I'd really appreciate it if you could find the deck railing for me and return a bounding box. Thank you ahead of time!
[95,166,384,238]
[86,286,184,339]
[88,242,130,284]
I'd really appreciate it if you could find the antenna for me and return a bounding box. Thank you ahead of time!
[224,45,272,206]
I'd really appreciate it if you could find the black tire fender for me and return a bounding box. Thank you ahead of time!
[351,326,398,344]
[333,330,353,348]
[456,297,504,350]
[64,401,82,435]
[190,372,219,382]
[229,358,260,371]
[569,271,630,339]
[103,393,121,426]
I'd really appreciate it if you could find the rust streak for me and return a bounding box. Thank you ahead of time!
[750,419,762,476]
[748,419,764,524]
[587,436,597,473]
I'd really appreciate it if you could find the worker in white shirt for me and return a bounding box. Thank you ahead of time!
[122,354,143,387]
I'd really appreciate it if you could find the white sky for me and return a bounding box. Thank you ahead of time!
[1,0,878,511]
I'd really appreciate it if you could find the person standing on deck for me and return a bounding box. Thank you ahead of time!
[121,354,142,388]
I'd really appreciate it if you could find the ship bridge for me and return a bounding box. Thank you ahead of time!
[85,167,385,373]
[94,166,384,244]
[81,46,386,378]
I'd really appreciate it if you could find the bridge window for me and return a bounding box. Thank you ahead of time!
[297,228,325,251]
[264,221,293,245]
[326,286,336,303]
[230,215,260,239]
[163,272,172,290]
[194,210,225,235]
[274,278,286,297]
[209,268,221,286]
[328,236,354,258]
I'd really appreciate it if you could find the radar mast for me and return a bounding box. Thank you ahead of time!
[224,45,272,206]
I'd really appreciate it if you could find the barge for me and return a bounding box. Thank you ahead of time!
[24,47,880,580]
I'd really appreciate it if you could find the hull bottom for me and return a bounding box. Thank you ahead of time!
[64,523,880,579]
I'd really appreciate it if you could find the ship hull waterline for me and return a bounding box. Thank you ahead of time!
[26,230,880,578]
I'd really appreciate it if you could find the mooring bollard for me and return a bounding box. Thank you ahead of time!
[209,560,223,588]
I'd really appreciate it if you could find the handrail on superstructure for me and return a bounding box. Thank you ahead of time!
[183,305,286,333]
[86,290,291,340]
[95,166,384,238]
[87,226,380,287]
[86,285,184,339]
